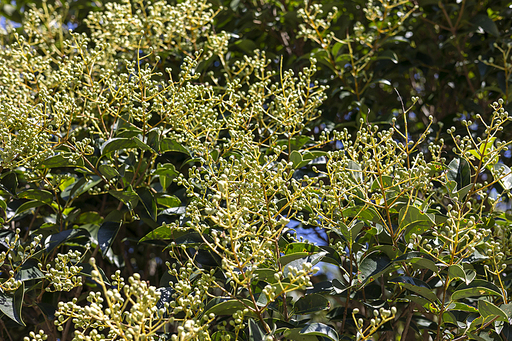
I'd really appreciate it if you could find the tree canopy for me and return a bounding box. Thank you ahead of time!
[1,1,512,341]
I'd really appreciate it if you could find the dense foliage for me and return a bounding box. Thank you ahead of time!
[1,1,512,341]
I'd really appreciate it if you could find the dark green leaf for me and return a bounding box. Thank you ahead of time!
[472,14,500,37]
[101,137,153,155]
[0,172,17,196]
[359,252,393,284]
[447,158,471,191]
[44,229,89,254]
[79,263,111,285]
[136,187,157,221]
[154,163,179,189]
[160,138,189,155]
[389,276,438,302]
[0,283,25,325]
[300,323,339,341]
[294,294,330,314]
[98,220,122,255]
[15,259,44,282]
[99,164,120,180]
[13,200,45,217]
[204,299,255,316]
[248,318,265,341]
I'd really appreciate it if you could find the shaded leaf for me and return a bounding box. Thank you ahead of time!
[389,276,438,302]
[294,294,330,314]
[136,187,157,221]
[44,229,89,254]
[0,172,17,196]
[283,251,327,277]
[473,14,500,37]
[248,318,265,341]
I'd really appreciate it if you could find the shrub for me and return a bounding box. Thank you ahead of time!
[1,1,512,341]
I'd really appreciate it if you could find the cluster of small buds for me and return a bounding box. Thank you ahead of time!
[352,306,397,339]
[297,4,338,47]
[55,258,191,340]
[23,330,48,341]
[41,249,84,292]
[1,230,42,292]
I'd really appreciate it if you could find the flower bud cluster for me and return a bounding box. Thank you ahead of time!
[23,329,48,341]
[1,230,42,292]
[41,249,84,292]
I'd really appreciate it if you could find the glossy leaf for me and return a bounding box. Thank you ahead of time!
[359,252,393,284]
[139,224,174,242]
[109,185,139,210]
[204,299,255,316]
[0,283,25,325]
[389,276,438,302]
[98,220,122,255]
[478,300,508,322]
[101,137,153,155]
[299,323,339,341]
[160,138,189,155]
[155,194,181,208]
[15,259,44,282]
[137,187,157,221]
[447,158,471,191]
